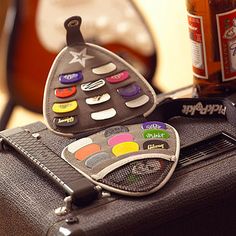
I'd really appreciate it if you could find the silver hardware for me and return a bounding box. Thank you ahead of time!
[55,186,110,216]
[65,216,79,224]
[54,196,73,216]
[68,19,79,27]
[24,129,30,133]
[32,133,41,139]
[94,185,111,198]
[101,191,111,198]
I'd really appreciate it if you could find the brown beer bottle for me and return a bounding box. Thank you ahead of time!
[186,0,236,97]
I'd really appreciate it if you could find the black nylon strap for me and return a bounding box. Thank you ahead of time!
[147,94,236,126]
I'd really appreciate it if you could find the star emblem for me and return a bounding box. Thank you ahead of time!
[69,48,94,67]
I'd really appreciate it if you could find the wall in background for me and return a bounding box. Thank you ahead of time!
[135,0,193,92]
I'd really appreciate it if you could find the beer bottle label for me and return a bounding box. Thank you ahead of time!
[187,13,208,79]
[217,9,236,81]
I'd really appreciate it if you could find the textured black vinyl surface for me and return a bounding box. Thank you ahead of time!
[0,118,236,236]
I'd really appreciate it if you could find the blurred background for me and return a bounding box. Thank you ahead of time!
[0,0,193,129]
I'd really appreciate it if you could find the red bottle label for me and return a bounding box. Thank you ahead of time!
[217,9,236,81]
[187,13,208,79]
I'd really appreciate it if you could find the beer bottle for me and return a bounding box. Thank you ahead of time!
[186,0,236,97]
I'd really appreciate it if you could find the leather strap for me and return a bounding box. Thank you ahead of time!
[0,127,100,206]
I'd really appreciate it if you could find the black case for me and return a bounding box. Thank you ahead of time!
[0,117,236,236]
